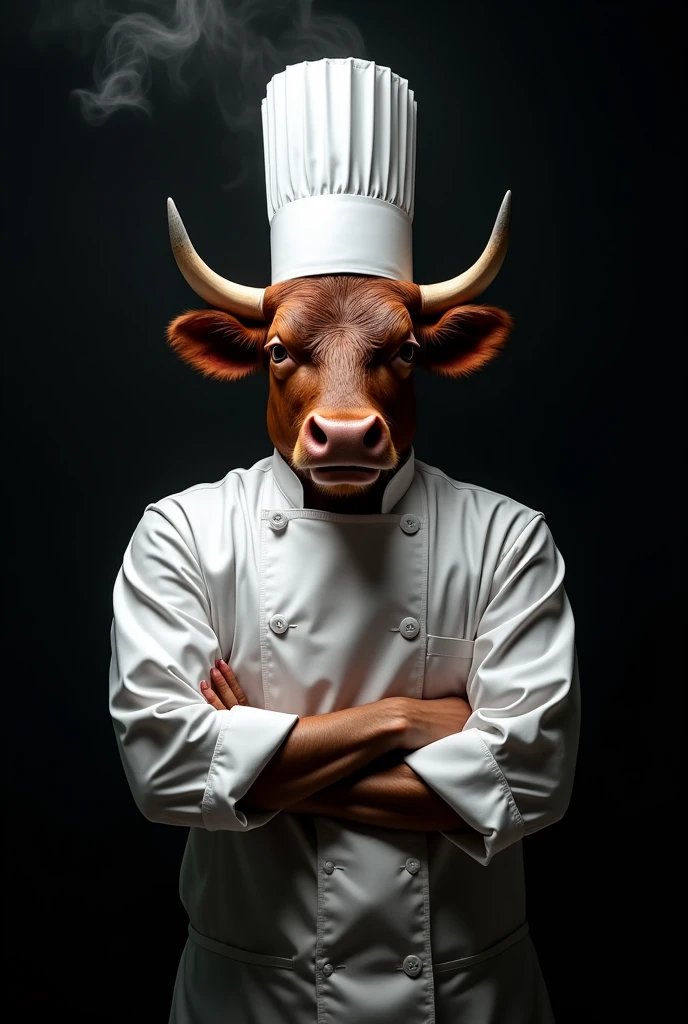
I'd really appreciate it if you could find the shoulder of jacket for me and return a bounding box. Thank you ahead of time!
[414,460,548,563]
[142,456,273,525]
[415,459,543,520]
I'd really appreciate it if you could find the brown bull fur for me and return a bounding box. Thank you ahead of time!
[167,275,512,508]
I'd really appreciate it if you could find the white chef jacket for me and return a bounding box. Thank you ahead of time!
[109,448,579,1024]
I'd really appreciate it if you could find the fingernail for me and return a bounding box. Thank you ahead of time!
[200,680,208,689]
[219,659,228,668]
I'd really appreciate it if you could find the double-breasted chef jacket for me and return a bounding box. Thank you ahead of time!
[109,447,580,1023]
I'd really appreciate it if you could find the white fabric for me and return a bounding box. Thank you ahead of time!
[270,194,413,284]
[109,449,578,1022]
[109,507,298,832]
[406,513,580,864]
[261,58,417,283]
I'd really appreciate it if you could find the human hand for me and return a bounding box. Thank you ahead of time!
[397,695,472,751]
[200,659,249,710]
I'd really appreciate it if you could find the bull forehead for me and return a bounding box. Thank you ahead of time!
[264,276,420,360]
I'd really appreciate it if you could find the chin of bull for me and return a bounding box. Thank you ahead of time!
[292,449,400,491]
[308,467,382,489]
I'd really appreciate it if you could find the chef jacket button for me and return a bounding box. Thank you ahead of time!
[399,616,420,640]
[323,860,335,875]
[400,514,421,535]
[269,614,289,635]
[402,954,423,978]
[322,963,334,976]
[405,857,420,875]
[268,511,288,532]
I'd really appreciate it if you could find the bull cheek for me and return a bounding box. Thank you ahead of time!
[266,389,308,457]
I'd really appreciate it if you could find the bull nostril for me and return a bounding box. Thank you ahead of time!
[309,420,328,445]
[363,419,383,449]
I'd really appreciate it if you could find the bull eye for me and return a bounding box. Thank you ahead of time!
[270,344,289,364]
[397,342,416,363]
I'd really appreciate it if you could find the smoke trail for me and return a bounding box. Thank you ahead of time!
[32,0,366,128]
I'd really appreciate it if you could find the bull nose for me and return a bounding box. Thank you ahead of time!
[303,413,388,464]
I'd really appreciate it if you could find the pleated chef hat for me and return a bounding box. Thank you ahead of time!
[262,58,416,284]
[167,57,510,320]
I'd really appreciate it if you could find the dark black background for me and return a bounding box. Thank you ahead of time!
[4,1,683,1020]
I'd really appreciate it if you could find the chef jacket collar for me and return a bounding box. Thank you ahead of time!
[271,447,416,514]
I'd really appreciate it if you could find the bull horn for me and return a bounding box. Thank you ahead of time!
[419,191,511,315]
[167,198,266,320]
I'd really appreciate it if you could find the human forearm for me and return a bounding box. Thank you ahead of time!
[238,698,407,811]
[288,755,468,832]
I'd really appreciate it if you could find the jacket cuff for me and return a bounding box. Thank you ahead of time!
[202,705,299,831]
[404,727,525,865]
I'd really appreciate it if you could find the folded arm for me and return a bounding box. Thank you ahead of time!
[110,504,469,834]
[205,661,469,830]
[286,754,468,831]
[403,514,581,865]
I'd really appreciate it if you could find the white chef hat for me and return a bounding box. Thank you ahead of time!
[168,57,510,321]
[261,58,417,285]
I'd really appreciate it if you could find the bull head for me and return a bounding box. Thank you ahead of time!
[166,195,513,495]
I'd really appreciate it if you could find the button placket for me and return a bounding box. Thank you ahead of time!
[292,500,432,1009]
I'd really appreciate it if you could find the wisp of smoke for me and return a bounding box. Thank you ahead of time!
[32,0,366,129]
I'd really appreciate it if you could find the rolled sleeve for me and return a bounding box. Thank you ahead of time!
[202,705,298,831]
[405,514,580,865]
[109,505,298,831]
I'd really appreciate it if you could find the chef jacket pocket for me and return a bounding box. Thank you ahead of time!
[423,636,475,699]
[432,922,529,976]
[188,924,294,970]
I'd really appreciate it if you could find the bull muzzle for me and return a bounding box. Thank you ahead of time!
[296,412,396,487]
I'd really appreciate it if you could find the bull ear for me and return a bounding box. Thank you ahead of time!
[167,310,268,381]
[414,305,513,378]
